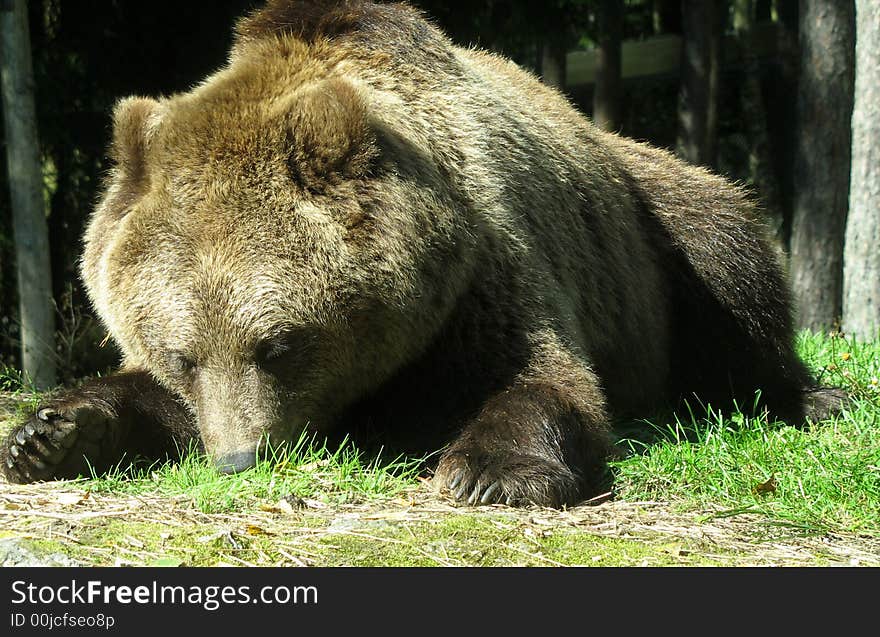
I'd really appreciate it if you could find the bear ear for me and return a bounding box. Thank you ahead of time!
[287,78,378,191]
[110,97,161,179]
[232,0,369,47]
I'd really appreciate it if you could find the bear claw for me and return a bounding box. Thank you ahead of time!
[2,401,117,484]
[479,481,502,504]
[436,450,580,507]
[4,414,71,482]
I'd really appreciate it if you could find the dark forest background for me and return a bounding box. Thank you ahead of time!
[1,0,877,389]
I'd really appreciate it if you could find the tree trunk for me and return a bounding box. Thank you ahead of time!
[676,0,720,167]
[652,0,680,35]
[593,0,623,132]
[734,0,785,247]
[539,39,566,91]
[789,0,855,332]
[842,0,880,338]
[0,0,56,388]
[773,0,799,29]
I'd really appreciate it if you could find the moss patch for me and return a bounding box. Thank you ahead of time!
[307,513,730,566]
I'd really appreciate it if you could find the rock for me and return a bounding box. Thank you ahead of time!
[0,537,79,567]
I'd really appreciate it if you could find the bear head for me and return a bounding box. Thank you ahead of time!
[80,16,477,471]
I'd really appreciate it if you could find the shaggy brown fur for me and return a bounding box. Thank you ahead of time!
[1,0,846,506]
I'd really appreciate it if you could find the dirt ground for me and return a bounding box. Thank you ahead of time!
[1,393,877,567]
[1,479,878,567]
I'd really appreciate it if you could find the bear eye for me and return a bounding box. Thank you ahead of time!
[254,336,292,367]
[254,329,317,376]
[166,351,196,376]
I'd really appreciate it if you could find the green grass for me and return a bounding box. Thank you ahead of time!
[82,434,424,514]
[612,331,880,536]
[1,363,423,512]
[0,365,40,415]
[3,331,878,538]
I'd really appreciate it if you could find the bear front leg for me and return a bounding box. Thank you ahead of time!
[2,370,196,483]
[435,345,614,507]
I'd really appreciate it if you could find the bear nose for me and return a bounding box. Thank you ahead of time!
[214,451,257,474]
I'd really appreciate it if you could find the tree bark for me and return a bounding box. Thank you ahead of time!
[676,0,720,167]
[652,0,680,35]
[789,0,855,332]
[0,0,56,388]
[593,0,623,132]
[539,39,566,91]
[842,0,880,338]
[734,0,785,247]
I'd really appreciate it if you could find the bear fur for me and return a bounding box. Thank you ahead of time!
[1,0,845,506]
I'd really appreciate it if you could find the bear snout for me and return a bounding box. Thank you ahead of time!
[214,449,258,474]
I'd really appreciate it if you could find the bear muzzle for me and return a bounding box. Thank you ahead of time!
[214,449,258,474]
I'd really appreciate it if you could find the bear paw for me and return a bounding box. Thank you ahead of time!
[803,387,851,424]
[434,450,581,507]
[2,399,118,483]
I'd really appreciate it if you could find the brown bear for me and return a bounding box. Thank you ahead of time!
[1,0,845,506]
